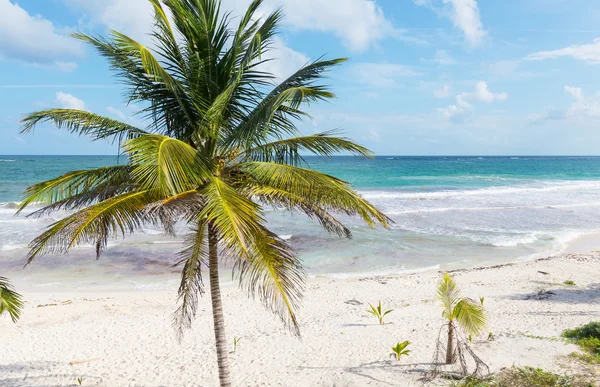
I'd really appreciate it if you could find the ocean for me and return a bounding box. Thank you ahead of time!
[2,155,600,287]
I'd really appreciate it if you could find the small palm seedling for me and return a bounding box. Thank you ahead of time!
[391,340,411,361]
[77,378,83,386]
[437,273,486,364]
[488,332,494,341]
[564,280,576,286]
[233,337,241,353]
[479,297,484,305]
[367,301,393,325]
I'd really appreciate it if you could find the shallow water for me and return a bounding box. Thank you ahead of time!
[2,155,600,286]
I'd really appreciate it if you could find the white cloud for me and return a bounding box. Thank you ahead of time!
[415,0,486,47]
[526,38,600,64]
[65,0,153,43]
[437,94,473,122]
[67,0,404,52]
[353,63,422,87]
[438,81,507,122]
[54,61,78,72]
[473,81,508,102]
[259,37,310,82]
[434,84,451,98]
[275,0,397,51]
[565,86,584,102]
[0,0,83,65]
[106,106,127,121]
[420,49,457,65]
[56,92,86,110]
[565,86,600,118]
[442,0,486,47]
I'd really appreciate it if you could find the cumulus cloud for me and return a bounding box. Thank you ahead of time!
[67,0,404,52]
[434,84,451,98]
[437,94,473,122]
[526,38,600,65]
[259,37,310,82]
[438,81,507,122]
[564,85,600,118]
[352,63,422,87]
[56,92,86,110]
[0,0,83,65]
[442,0,486,47]
[473,81,508,102]
[420,49,457,65]
[415,0,486,47]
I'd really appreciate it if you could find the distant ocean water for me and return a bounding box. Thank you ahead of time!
[2,155,600,286]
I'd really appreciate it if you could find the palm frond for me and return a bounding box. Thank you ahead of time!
[124,134,210,196]
[0,277,23,323]
[25,190,154,265]
[199,176,263,259]
[144,189,205,232]
[20,109,147,143]
[240,161,392,227]
[18,165,132,214]
[454,298,487,336]
[244,185,351,238]
[199,177,304,334]
[173,220,209,337]
[234,227,304,336]
[245,130,373,165]
[437,272,461,320]
[224,58,347,149]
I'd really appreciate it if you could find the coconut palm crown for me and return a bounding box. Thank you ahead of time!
[17,0,390,385]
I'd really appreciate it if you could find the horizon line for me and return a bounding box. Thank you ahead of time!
[3,154,600,158]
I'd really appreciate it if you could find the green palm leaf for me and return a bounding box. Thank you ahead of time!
[241,161,391,227]
[124,134,210,196]
[20,109,147,143]
[245,130,373,165]
[0,277,23,323]
[454,298,487,336]
[173,220,209,336]
[18,165,132,215]
[25,190,154,264]
[437,272,461,320]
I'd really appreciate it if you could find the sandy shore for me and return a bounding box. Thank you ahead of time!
[2,251,600,386]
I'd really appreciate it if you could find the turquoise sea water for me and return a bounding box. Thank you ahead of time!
[2,155,600,285]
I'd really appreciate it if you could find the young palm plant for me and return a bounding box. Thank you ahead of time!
[17,0,390,385]
[437,273,486,364]
[0,277,24,323]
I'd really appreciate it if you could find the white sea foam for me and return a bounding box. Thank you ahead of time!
[359,180,600,201]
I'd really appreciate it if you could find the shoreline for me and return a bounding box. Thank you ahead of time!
[3,250,600,385]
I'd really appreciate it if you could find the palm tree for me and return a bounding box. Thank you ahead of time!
[436,273,486,364]
[17,0,390,385]
[0,277,23,323]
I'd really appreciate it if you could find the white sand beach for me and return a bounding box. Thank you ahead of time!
[2,250,600,386]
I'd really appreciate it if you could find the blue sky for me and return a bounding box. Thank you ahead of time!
[1,0,600,155]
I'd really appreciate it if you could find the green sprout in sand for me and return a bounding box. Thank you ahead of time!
[367,301,393,325]
[391,341,411,361]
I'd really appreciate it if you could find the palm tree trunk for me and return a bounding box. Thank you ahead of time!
[208,222,232,387]
[446,321,455,364]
